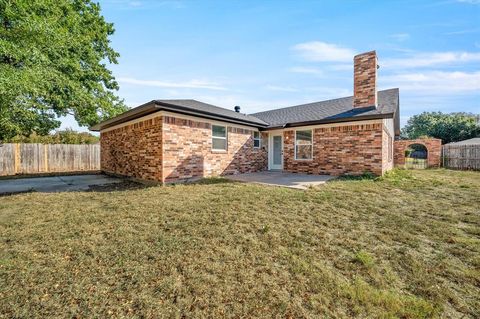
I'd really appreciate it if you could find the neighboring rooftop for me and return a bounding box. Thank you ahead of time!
[445,137,480,146]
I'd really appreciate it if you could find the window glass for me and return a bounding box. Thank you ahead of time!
[295,130,312,159]
[253,131,261,148]
[212,125,227,150]
[212,125,226,138]
[296,130,312,144]
[212,138,227,150]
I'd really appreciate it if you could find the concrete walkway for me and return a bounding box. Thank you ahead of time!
[225,171,334,189]
[0,174,121,194]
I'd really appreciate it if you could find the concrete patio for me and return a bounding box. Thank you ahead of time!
[0,174,121,194]
[225,171,334,189]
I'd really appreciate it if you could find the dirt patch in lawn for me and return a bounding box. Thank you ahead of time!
[0,169,479,318]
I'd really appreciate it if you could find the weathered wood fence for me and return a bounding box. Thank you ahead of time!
[0,143,100,176]
[442,144,480,171]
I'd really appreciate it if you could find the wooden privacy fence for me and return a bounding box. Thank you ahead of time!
[0,143,100,176]
[442,144,480,171]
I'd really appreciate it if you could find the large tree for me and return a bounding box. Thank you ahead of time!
[0,0,127,141]
[401,112,479,144]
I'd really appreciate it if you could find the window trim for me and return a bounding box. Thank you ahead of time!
[212,124,228,151]
[294,129,313,161]
[253,131,261,148]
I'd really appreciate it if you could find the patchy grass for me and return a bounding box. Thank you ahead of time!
[353,250,375,268]
[0,169,479,318]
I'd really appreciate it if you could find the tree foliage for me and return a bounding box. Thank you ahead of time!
[401,112,479,144]
[0,0,127,141]
[7,128,99,144]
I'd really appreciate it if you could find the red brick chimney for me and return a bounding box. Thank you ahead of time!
[353,51,378,108]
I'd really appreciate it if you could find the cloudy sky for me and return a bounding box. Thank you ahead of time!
[62,0,479,132]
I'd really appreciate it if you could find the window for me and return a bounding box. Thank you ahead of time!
[253,131,261,148]
[295,129,313,160]
[212,125,227,150]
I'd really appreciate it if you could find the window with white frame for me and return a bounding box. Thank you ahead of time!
[253,131,261,148]
[212,125,227,150]
[295,129,313,160]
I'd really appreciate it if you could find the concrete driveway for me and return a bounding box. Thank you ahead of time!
[0,174,122,194]
[225,171,334,189]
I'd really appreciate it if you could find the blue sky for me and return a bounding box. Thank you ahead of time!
[62,0,480,132]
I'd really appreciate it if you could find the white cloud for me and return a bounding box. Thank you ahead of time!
[445,28,480,35]
[381,71,480,93]
[265,85,299,92]
[289,66,323,75]
[382,51,480,69]
[304,87,352,99]
[328,64,352,71]
[456,0,480,4]
[389,33,410,41]
[292,41,356,62]
[128,1,142,7]
[118,77,227,90]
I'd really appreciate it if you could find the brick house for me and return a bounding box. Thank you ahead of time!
[91,51,400,183]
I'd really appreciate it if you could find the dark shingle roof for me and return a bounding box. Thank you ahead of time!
[90,89,399,132]
[252,88,399,128]
[154,99,268,126]
[90,98,269,131]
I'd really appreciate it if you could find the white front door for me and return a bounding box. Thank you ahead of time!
[269,134,283,170]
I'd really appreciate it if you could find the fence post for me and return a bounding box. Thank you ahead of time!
[442,146,444,168]
[44,144,48,172]
[14,143,20,175]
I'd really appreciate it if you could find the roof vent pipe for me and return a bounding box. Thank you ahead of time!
[234,105,241,113]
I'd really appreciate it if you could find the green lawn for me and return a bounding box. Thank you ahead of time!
[1,169,479,318]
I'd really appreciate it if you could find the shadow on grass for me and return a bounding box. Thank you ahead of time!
[0,189,36,197]
[88,177,235,192]
[335,172,378,181]
[86,181,152,192]
[191,177,236,185]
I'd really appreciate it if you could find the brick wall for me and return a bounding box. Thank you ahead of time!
[394,138,442,167]
[101,115,267,183]
[100,116,163,181]
[353,51,377,108]
[162,116,267,183]
[382,128,394,174]
[283,122,384,176]
[100,113,394,182]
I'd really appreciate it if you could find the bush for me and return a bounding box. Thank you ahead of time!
[7,129,99,144]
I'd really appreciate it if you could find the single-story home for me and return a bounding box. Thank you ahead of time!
[91,50,400,183]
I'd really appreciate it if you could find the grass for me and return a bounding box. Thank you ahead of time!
[0,169,479,318]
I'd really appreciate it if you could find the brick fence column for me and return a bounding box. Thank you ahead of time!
[394,138,442,168]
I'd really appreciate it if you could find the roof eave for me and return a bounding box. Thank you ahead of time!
[261,113,394,130]
[153,101,268,128]
[89,101,268,132]
[89,101,158,131]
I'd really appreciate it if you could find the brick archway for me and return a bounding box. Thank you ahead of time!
[394,138,442,168]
